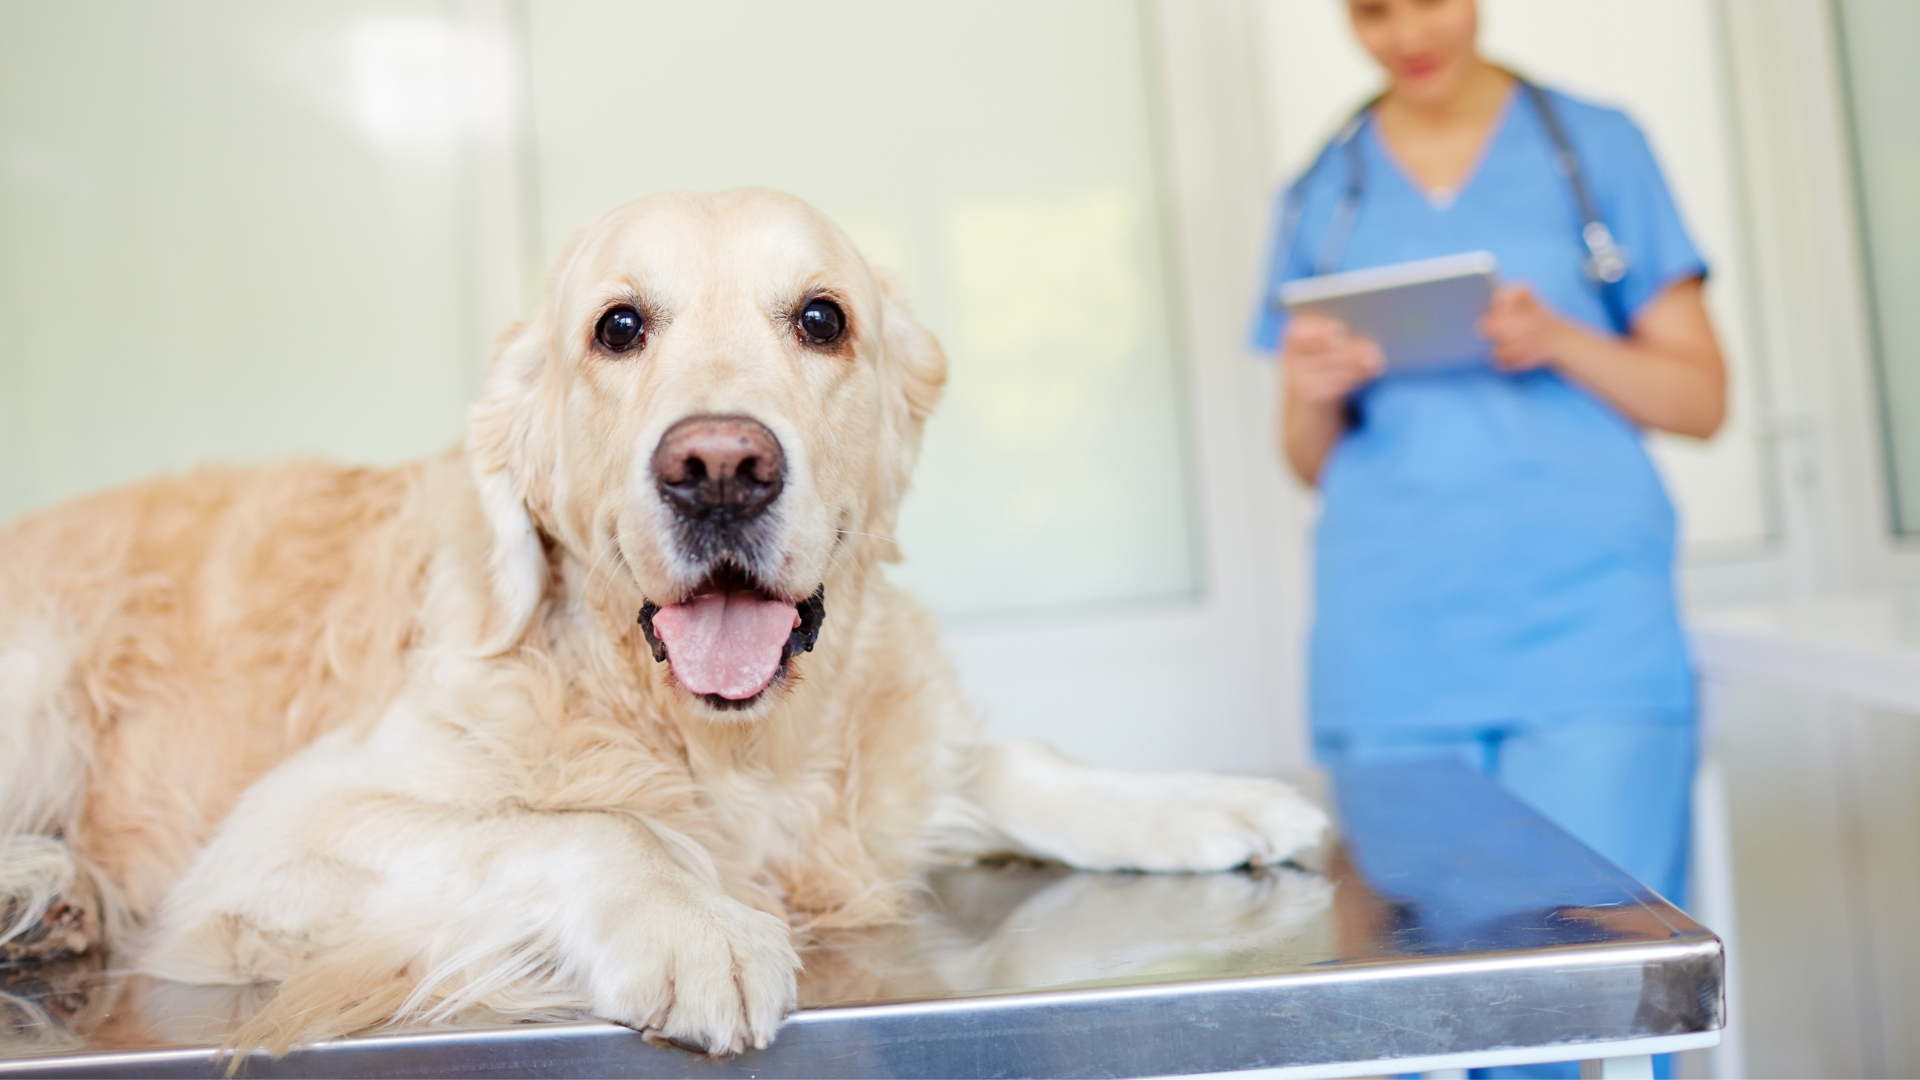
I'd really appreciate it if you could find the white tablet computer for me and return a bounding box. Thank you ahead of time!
[1278,251,1498,372]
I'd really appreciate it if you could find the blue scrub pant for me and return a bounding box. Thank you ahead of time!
[1317,718,1698,1079]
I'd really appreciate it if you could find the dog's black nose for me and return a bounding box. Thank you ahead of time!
[652,415,785,519]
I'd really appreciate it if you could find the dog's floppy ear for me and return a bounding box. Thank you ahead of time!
[466,316,554,655]
[870,267,948,563]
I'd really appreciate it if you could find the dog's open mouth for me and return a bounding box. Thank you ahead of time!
[637,566,825,709]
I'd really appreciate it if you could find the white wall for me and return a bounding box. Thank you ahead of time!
[941,2,1315,777]
[0,0,525,522]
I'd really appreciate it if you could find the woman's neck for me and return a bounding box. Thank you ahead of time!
[1370,60,1515,199]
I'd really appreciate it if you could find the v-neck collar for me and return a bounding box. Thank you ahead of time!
[1366,83,1520,211]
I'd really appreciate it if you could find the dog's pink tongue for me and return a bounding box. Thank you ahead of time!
[651,592,800,700]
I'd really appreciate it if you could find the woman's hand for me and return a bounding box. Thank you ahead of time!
[1276,314,1382,487]
[1282,314,1385,404]
[1478,278,1727,438]
[1480,283,1572,371]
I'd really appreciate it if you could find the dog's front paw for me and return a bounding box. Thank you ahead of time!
[592,891,799,1055]
[1076,773,1329,872]
[1145,774,1328,871]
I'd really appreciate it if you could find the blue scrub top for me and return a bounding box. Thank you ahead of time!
[1249,85,1704,735]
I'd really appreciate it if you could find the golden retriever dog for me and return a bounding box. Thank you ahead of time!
[0,189,1326,1056]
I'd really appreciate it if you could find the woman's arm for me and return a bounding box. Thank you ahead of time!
[1479,277,1727,438]
[1276,314,1384,486]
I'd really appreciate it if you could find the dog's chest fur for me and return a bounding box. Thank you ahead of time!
[520,564,943,926]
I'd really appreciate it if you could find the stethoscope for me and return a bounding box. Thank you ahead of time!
[1272,75,1632,335]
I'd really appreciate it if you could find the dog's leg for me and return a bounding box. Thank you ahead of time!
[0,638,101,962]
[0,835,100,962]
[140,728,798,1056]
[944,738,1328,872]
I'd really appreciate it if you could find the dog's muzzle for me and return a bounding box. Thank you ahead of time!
[638,414,823,709]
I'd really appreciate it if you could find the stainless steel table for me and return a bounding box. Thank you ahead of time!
[0,761,1722,1078]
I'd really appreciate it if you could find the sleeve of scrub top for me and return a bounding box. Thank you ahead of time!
[1246,179,1320,355]
[1591,113,1709,324]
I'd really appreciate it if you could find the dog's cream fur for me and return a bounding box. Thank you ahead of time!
[0,190,1325,1055]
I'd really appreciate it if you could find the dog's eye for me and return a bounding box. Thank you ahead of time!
[798,298,845,346]
[596,306,644,352]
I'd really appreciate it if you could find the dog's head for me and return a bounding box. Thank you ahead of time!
[467,190,945,715]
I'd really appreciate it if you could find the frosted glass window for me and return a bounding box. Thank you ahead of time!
[525,0,1199,621]
[1837,0,1920,535]
[0,1,499,523]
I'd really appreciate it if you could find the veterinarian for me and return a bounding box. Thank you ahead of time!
[1249,0,1725,985]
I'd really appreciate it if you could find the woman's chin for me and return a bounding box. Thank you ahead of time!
[1394,73,1456,106]
[1391,58,1485,108]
